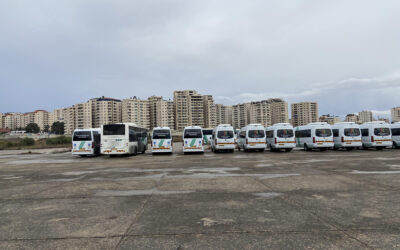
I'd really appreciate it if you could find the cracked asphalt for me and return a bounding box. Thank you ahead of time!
[0,145,400,249]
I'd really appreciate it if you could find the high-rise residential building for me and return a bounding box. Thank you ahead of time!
[74,101,92,129]
[345,114,359,123]
[319,114,341,125]
[91,97,122,128]
[33,110,49,131]
[269,98,289,125]
[249,101,271,127]
[148,96,175,129]
[63,106,75,135]
[0,113,3,128]
[173,90,214,130]
[3,113,24,130]
[215,104,232,125]
[22,112,34,128]
[291,102,318,127]
[391,107,400,123]
[122,97,150,129]
[358,110,373,124]
[203,95,217,128]
[232,103,250,129]
[48,108,65,127]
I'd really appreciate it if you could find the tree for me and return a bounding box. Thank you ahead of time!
[51,122,65,135]
[43,125,50,133]
[26,123,40,133]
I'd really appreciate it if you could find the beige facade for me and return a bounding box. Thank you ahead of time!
[48,108,65,127]
[173,90,214,130]
[291,102,318,127]
[269,99,289,125]
[249,101,271,127]
[344,114,359,123]
[33,110,49,131]
[148,96,174,129]
[0,113,3,128]
[391,107,400,123]
[319,114,341,125]
[91,97,122,128]
[232,103,250,129]
[74,102,92,129]
[215,104,232,125]
[63,107,75,135]
[358,110,373,124]
[22,112,34,129]
[122,97,150,129]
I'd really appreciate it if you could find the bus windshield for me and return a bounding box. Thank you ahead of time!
[277,129,294,138]
[217,130,234,139]
[153,130,171,139]
[184,129,202,138]
[202,130,213,135]
[374,128,390,136]
[103,124,125,136]
[344,128,360,137]
[316,128,332,137]
[73,131,91,141]
[248,130,265,138]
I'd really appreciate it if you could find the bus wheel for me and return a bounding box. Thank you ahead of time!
[376,147,383,150]
[304,144,310,151]
[346,147,353,151]
[285,148,292,152]
[133,147,138,156]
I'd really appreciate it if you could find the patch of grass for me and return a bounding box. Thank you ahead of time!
[21,138,35,146]
[45,136,71,145]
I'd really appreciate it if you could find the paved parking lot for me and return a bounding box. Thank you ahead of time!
[1,145,400,249]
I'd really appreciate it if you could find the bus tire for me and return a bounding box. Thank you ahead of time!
[133,147,138,156]
[304,144,310,151]
[346,147,353,151]
[376,147,383,150]
[362,145,368,150]
[285,148,292,152]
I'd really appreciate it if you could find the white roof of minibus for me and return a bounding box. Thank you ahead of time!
[360,121,390,128]
[332,122,360,128]
[267,123,293,130]
[73,128,101,132]
[390,122,400,128]
[184,126,202,130]
[216,124,234,129]
[153,127,171,130]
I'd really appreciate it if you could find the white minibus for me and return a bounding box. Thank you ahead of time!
[331,122,362,150]
[266,123,295,152]
[237,124,266,152]
[360,121,392,150]
[211,124,235,153]
[202,128,213,145]
[101,123,148,156]
[295,122,334,151]
[391,122,400,149]
[183,126,204,153]
[72,128,101,156]
[151,127,173,154]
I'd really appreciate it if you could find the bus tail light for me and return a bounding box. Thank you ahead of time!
[313,137,316,143]
[274,138,277,144]
[246,138,248,144]
[341,137,344,143]
[92,144,95,148]
[371,136,374,142]
[202,139,204,145]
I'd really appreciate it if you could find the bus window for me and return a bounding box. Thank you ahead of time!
[184,129,202,138]
[344,128,360,137]
[103,124,125,135]
[248,130,265,138]
[374,128,390,136]
[73,131,92,141]
[316,129,332,137]
[217,130,234,139]
[153,130,171,139]
[277,129,294,138]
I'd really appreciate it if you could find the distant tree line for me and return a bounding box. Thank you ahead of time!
[15,122,65,135]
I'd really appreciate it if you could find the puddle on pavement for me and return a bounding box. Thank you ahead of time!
[351,170,400,174]
[95,188,194,196]
[255,164,273,167]
[252,192,281,198]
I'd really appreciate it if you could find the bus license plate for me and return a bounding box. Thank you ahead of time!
[377,142,382,144]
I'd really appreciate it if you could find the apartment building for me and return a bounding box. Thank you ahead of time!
[232,103,250,129]
[122,97,150,129]
[48,108,65,127]
[215,104,232,125]
[22,112,34,128]
[249,101,271,127]
[391,107,400,123]
[269,98,289,125]
[33,110,49,131]
[91,97,122,128]
[319,114,341,125]
[173,90,214,130]
[358,110,373,124]
[62,106,75,135]
[74,101,92,129]
[203,95,217,128]
[0,113,3,128]
[291,102,318,127]
[344,114,359,123]
[148,96,174,129]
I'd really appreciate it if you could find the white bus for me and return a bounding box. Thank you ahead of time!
[72,128,101,156]
[390,122,400,149]
[360,121,392,150]
[331,122,362,151]
[183,126,204,153]
[266,123,295,152]
[211,124,235,153]
[237,124,266,152]
[151,127,173,154]
[202,128,213,145]
[101,123,148,156]
[295,122,334,151]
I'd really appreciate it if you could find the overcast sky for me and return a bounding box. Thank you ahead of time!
[1,0,399,118]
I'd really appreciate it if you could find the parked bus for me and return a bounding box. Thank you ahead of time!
[295,122,334,151]
[202,128,213,145]
[266,123,295,152]
[101,123,148,156]
[390,122,400,149]
[237,124,266,152]
[331,122,362,150]
[72,128,101,156]
[183,126,204,153]
[360,121,392,150]
[211,124,235,153]
[151,127,173,154]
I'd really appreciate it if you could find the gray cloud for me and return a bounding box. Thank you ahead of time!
[0,0,399,115]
